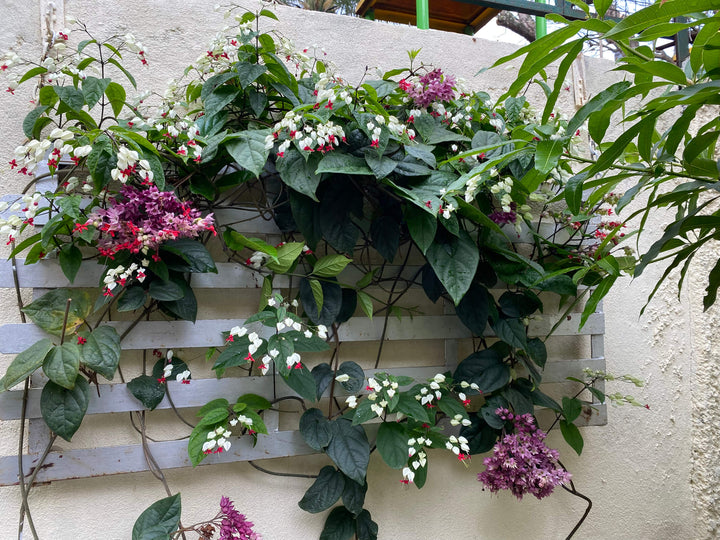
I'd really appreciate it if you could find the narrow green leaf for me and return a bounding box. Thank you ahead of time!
[313,254,351,278]
[560,419,584,455]
[0,338,54,391]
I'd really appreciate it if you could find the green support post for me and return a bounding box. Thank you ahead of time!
[536,0,547,39]
[416,0,430,29]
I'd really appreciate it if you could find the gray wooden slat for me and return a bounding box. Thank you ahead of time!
[0,260,423,289]
[0,312,604,354]
[0,359,604,420]
[0,430,316,486]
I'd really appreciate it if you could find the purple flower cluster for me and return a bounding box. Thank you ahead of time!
[85,185,215,257]
[488,209,517,226]
[477,408,572,500]
[218,496,262,540]
[407,69,456,108]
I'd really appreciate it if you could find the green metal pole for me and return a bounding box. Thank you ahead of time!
[416,0,429,29]
[535,0,547,39]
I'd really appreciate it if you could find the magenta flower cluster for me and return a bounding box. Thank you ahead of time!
[407,68,457,108]
[218,496,262,540]
[84,185,215,258]
[477,408,572,500]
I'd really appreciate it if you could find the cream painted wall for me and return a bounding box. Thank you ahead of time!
[0,1,701,538]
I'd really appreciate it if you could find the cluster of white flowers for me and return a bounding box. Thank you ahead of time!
[403,437,430,483]
[202,426,232,454]
[415,373,447,406]
[490,176,514,212]
[366,376,400,418]
[110,146,155,184]
[103,263,147,291]
[0,192,43,244]
[445,435,470,455]
[229,413,254,428]
[266,110,346,155]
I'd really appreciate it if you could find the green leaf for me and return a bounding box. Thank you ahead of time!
[0,338,54,391]
[313,254,352,278]
[493,318,528,350]
[265,242,305,273]
[223,229,279,262]
[526,337,547,368]
[376,422,407,469]
[299,278,342,326]
[78,325,121,380]
[43,343,81,389]
[425,231,480,305]
[567,81,632,136]
[316,153,374,175]
[235,62,267,88]
[225,130,270,178]
[23,105,49,139]
[395,393,429,423]
[320,506,356,540]
[356,291,373,320]
[283,364,318,402]
[118,285,147,312]
[86,141,117,191]
[454,350,510,394]
[188,425,213,466]
[160,279,197,322]
[148,279,185,301]
[105,81,126,117]
[196,407,229,428]
[236,393,271,410]
[405,204,437,254]
[160,239,217,273]
[355,509,379,540]
[300,408,333,450]
[336,361,365,393]
[342,476,367,516]
[54,85,85,112]
[128,375,166,410]
[198,398,229,417]
[18,66,48,83]
[40,376,89,441]
[82,76,111,109]
[560,419,584,455]
[604,0,715,40]
[563,396,583,423]
[534,139,564,174]
[298,466,346,513]
[455,283,489,335]
[364,152,398,179]
[326,419,370,485]
[107,57,136,88]
[131,494,181,540]
[564,172,587,215]
[23,289,91,337]
[276,149,323,200]
[204,85,240,118]
[58,244,82,283]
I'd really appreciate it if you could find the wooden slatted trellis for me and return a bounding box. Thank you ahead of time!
[0,206,607,487]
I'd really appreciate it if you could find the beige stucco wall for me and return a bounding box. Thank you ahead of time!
[0,1,704,538]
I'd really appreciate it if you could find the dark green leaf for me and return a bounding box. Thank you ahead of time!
[148,279,184,301]
[43,343,81,389]
[370,215,400,262]
[562,396,583,423]
[326,419,370,485]
[526,337,547,368]
[23,105,49,139]
[204,85,240,118]
[455,283,489,335]
[454,350,510,394]
[225,130,270,178]
[160,239,217,273]
[53,85,85,112]
[312,363,334,401]
[235,62,267,88]
[78,325,121,380]
[316,153,374,175]
[131,494,181,540]
[23,289,91,336]
[128,375,166,410]
[395,393,429,423]
[0,338,53,391]
[298,466,345,513]
[283,364,318,402]
[336,361,364,393]
[40,376,89,441]
[560,419,584,455]
[405,204,437,255]
[160,279,197,322]
[425,230,479,305]
[492,318,528,350]
[277,149,323,200]
[118,285,147,312]
[342,477,367,516]
[355,509,379,540]
[105,81,126,117]
[300,277,342,326]
[300,407,332,450]
[58,244,82,283]
[376,422,407,469]
[320,506,356,540]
